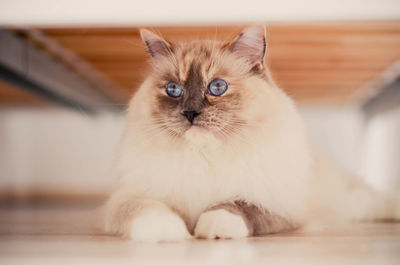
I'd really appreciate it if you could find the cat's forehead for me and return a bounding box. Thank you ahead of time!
[175,42,216,59]
[172,41,225,81]
[153,40,248,86]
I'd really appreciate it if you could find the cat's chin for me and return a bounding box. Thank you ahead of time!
[184,125,218,146]
[184,125,208,137]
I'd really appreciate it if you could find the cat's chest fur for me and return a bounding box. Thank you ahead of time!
[117,126,312,228]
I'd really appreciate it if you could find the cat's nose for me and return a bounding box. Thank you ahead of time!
[182,110,201,124]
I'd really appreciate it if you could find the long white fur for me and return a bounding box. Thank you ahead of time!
[106,76,312,231]
[104,27,399,240]
[105,75,399,236]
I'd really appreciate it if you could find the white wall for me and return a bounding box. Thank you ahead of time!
[362,108,400,192]
[0,107,124,196]
[0,0,399,26]
[300,106,365,176]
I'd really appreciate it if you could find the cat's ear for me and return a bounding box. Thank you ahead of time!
[140,29,172,59]
[229,25,267,69]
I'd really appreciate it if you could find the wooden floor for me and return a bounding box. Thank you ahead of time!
[0,201,399,265]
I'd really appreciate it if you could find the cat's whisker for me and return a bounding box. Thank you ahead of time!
[214,126,249,155]
[135,119,187,146]
[139,127,176,145]
[222,124,257,148]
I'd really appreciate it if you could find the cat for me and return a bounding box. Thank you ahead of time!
[103,25,399,242]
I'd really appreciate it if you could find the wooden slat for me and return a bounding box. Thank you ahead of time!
[24,29,130,104]
[0,80,44,105]
[0,30,114,111]
[37,22,400,105]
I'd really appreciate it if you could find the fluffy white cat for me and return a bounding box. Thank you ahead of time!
[103,25,399,242]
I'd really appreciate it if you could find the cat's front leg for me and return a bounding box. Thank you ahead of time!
[194,200,298,239]
[105,198,191,242]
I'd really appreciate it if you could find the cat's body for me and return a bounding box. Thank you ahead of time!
[104,26,399,242]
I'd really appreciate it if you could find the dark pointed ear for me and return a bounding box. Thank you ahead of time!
[229,25,267,69]
[140,29,172,59]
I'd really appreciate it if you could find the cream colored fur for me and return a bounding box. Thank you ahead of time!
[103,26,399,242]
[104,78,312,233]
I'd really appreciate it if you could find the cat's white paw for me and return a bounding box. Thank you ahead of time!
[130,209,191,242]
[194,209,249,239]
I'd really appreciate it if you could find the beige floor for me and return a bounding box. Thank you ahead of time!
[0,201,399,265]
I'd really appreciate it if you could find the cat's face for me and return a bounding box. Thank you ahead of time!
[140,26,272,142]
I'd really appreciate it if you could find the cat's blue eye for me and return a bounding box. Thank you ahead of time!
[208,79,228,96]
[166,82,183,98]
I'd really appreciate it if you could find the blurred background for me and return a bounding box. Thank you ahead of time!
[0,0,399,202]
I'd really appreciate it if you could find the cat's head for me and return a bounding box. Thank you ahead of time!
[134,26,286,145]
